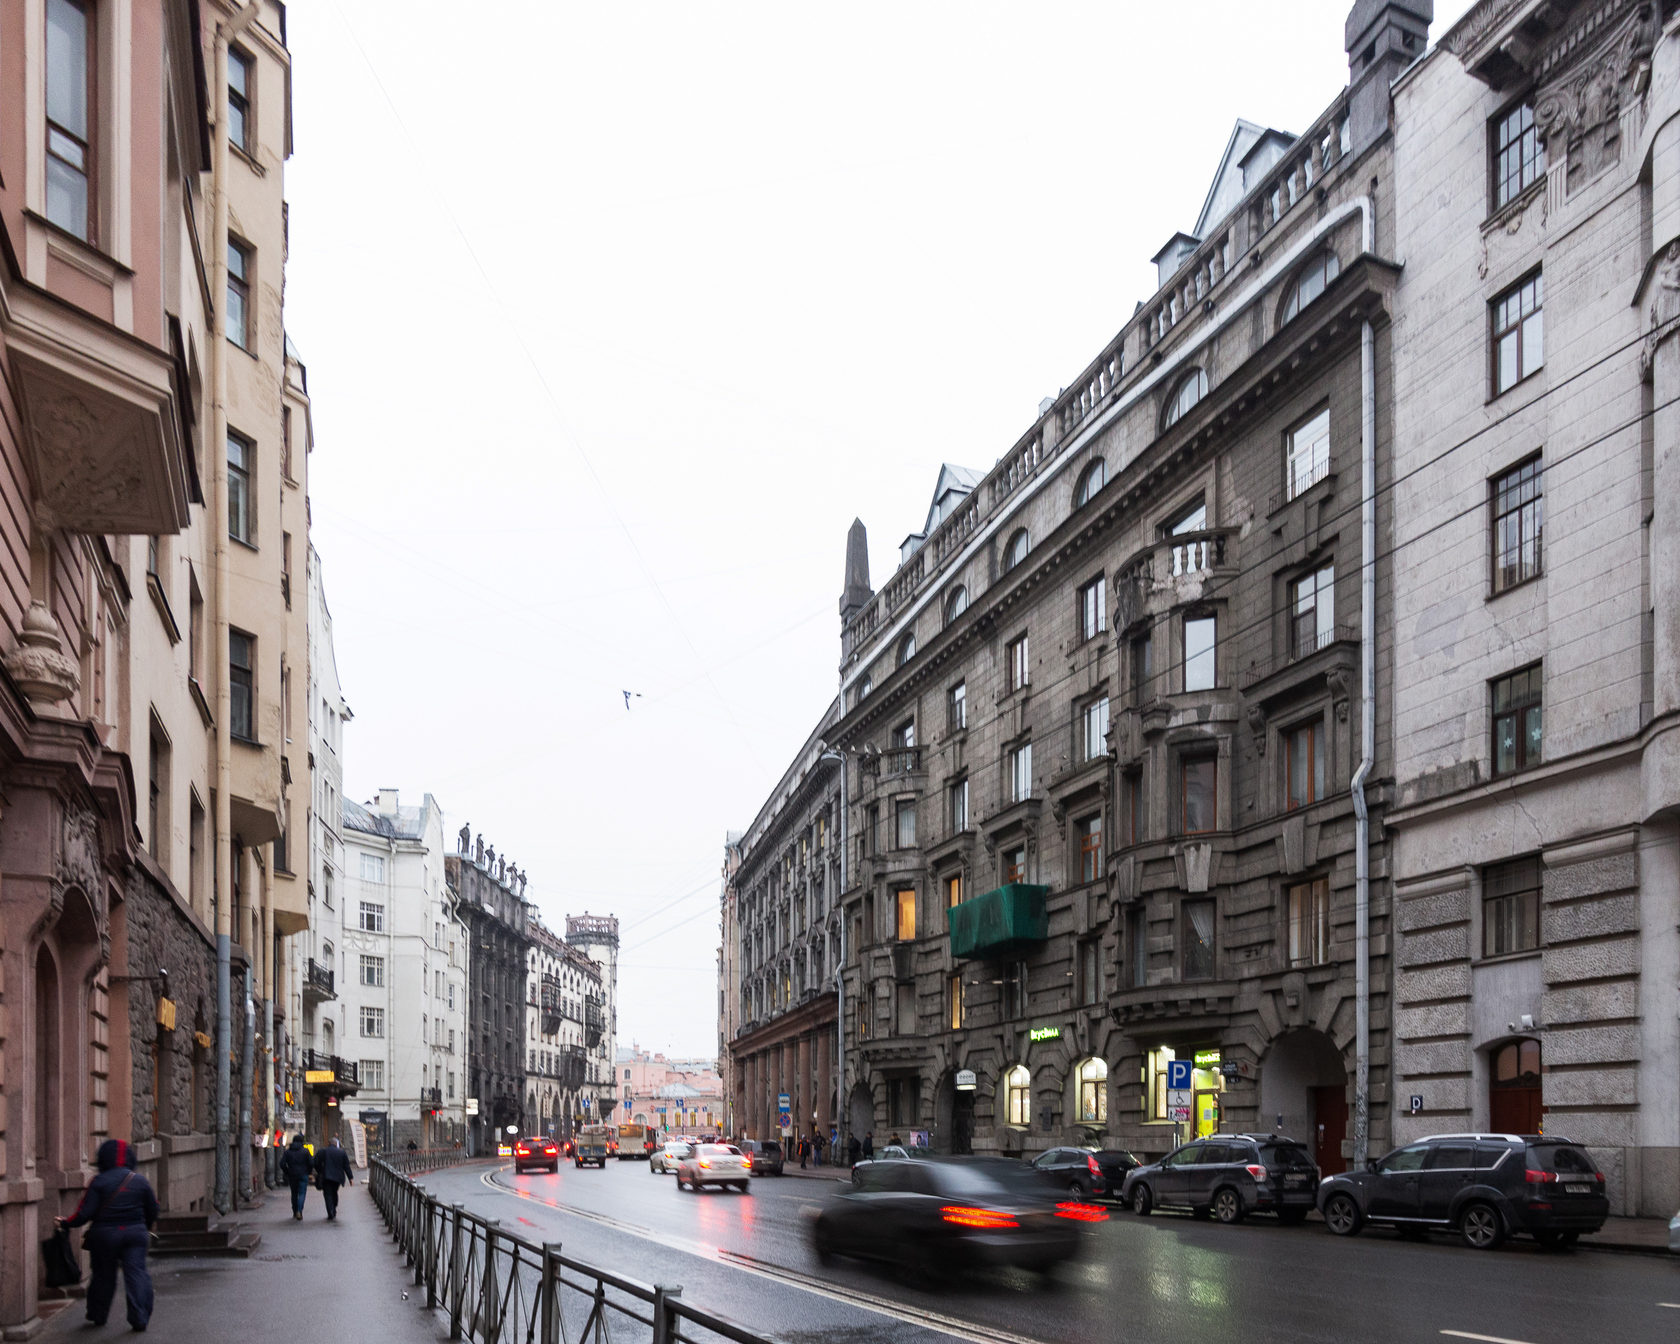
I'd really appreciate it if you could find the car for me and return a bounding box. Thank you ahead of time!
[849,1146,921,1186]
[650,1141,693,1174]
[737,1139,785,1176]
[811,1155,1102,1277]
[514,1137,560,1173]
[1122,1133,1319,1224]
[1668,1208,1679,1254]
[675,1143,751,1192]
[1317,1132,1609,1250]
[1030,1146,1142,1199]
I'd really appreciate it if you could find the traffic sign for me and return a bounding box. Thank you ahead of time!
[623,1097,632,1111]
[777,1093,790,1110]
[582,1098,590,1111]
[1166,1059,1193,1091]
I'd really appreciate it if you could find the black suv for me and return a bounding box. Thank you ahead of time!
[737,1139,785,1176]
[1121,1134,1319,1223]
[1030,1147,1141,1199]
[1317,1132,1608,1250]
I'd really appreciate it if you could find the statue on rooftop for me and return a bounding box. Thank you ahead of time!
[459,822,471,854]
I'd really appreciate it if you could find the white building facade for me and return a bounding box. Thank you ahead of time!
[524,918,605,1140]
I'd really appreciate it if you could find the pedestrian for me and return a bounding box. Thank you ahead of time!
[406,1138,418,1153]
[798,1135,809,1169]
[812,1131,824,1167]
[58,1138,158,1332]
[847,1133,861,1166]
[312,1136,355,1221]
[889,1133,902,1147]
[279,1134,313,1220]
[862,1132,874,1160]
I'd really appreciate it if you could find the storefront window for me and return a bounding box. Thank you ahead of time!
[1077,1058,1108,1124]
[1143,1046,1174,1121]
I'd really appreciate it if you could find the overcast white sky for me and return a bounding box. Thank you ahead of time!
[284,1,1477,1058]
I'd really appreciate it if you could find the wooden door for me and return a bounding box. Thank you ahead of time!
[1312,1084,1348,1174]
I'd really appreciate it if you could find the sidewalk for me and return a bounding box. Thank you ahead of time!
[1587,1215,1675,1255]
[40,1184,450,1342]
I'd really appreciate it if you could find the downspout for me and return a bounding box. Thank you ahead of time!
[1352,319,1377,1170]
[821,749,846,1157]
[262,857,274,1185]
[210,0,263,1217]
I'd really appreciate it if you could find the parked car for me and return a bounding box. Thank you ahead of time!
[675,1143,751,1192]
[738,1139,785,1176]
[1318,1132,1608,1250]
[1030,1147,1141,1199]
[1123,1134,1319,1223]
[650,1140,692,1174]
[514,1137,559,1173]
[573,1124,613,1168]
[812,1155,1102,1277]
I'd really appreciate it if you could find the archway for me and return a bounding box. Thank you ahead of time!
[846,1080,874,1152]
[1258,1029,1347,1173]
[1489,1038,1541,1133]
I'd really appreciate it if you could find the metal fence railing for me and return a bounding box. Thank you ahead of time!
[368,1157,776,1344]
[382,1148,472,1177]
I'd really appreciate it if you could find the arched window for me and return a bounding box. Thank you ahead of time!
[1076,1057,1108,1124]
[945,585,968,625]
[897,633,917,666]
[855,674,872,704]
[1163,368,1208,429]
[1075,459,1107,508]
[1281,251,1341,324]
[1003,529,1030,573]
[1005,1064,1032,1127]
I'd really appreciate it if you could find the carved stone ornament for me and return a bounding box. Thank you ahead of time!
[3,600,80,705]
[1248,704,1268,755]
[1442,0,1529,60]
[1532,6,1658,187]
[1325,667,1352,723]
[459,822,471,853]
[1641,240,1680,374]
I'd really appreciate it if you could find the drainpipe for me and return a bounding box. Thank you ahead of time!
[210,0,263,1217]
[1351,319,1377,1170]
[820,749,846,1155]
[262,855,275,1186]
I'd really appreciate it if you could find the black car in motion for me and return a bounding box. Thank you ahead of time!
[1121,1134,1319,1223]
[1030,1147,1141,1199]
[1317,1132,1608,1249]
[810,1156,1104,1276]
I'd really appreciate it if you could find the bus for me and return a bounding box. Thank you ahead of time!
[616,1123,655,1159]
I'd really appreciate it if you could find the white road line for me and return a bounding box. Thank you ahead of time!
[1658,1302,1680,1309]
[1440,1332,1539,1344]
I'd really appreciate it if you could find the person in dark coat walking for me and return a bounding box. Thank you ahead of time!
[59,1138,158,1332]
[279,1135,313,1220]
[312,1136,355,1220]
[847,1133,861,1167]
[862,1132,874,1159]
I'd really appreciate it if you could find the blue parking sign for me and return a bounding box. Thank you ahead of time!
[1167,1059,1193,1091]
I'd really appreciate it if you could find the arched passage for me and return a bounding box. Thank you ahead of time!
[846,1080,874,1151]
[1258,1029,1348,1173]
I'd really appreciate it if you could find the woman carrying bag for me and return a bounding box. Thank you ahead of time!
[58,1138,159,1332]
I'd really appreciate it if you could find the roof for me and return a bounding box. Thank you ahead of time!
[342,796,428,841]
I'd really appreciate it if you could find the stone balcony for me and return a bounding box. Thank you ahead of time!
[1115,528,1241,632]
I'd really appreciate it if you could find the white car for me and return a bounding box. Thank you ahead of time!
[650,1141,692,1174]
[675,1143,750,1193]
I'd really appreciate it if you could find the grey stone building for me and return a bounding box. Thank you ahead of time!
[564,914,619,1119]
[1385,0,1680,1216]
[833,3,1422,1170]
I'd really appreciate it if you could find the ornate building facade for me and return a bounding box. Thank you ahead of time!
[523,915,604,1140]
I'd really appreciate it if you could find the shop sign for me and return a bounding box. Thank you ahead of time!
[954,1069,977,1091]
[1193,1049,1222,1069]
[283,1109,305,1127]
[466,1098,480,1116]
[304,1069,334,1084]
[1028,1025,1061,1043]
[156,997,177,1031]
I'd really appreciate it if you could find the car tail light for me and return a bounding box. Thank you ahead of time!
[1245,1164,1267,1181]
[940,1206,1019,1229]
[1087,1156,1102,1177]
[699,1160,711,1169]
[1055,1202,1109,1223]
[1525,1169,1558,1184]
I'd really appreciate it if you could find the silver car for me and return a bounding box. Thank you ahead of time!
[650,1140,692,1174]
[675,1143,751,1193]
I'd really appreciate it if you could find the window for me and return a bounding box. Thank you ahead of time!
[1078,575,1107,643]
[228,238,253,351]
[1079,695,1110,764]
[1126,906,1147,988]
[1492,100,1544,209]
[1285,719,1325,810]
[855,674,872,704]
[358,900,385,933]
[1123,768,1143,846]
[1077,1057,1107,1123]
[1163,368,1208,428]
[895,888,916,941]
[229,630,255,740]
[1077,940,1103,1006]
[948,777,969,833]
[1075,459,1106,507]
[188,793,205,910]
[360,954,385,987]
[322,868,333,909]
[891,718,915,752]
[1076,814,1103,884]
[865,803,880,856]
[1290,565,1335,658]
[1002,845,1027,885]
[1286,407,1331,500]
[948,973,964,1030]
[945,585,968,624]
[894,799,916,849]
[1145,1046,1174,1120]
[361,1058,384,1091]
[1483,856,1540,957]
[897,632,916,666]
[361,1006,385,1038]
[45,0,94,240]
[1281,252,1340,323]
[1131,630,1153,702]
[1005,1064,1031,1126]
[1008,741,1033,803]
[228,47,253,154]
[1003,528,1030,572]
[1287,877,1330,966]
[1167,501,1207,537]
[148,716,170,862]
[360,853,385,882]
[1491,455,1543,592]
[227,432,254,543]
[1180,753,1217,835]
[945,873,963,909]
[1491,664,1543,776]
[1182,614,1216,691]
[1182,899,1215,981]
[1007,634,1030,692]
[1493,271,1543,394]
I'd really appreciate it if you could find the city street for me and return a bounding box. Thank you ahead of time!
[405,1160,1680,1344]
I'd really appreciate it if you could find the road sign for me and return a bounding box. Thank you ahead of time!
[777,1093,790,1110]
[623,1098,632,1111]
[1169,1105,1192,1123]
[582,1098,590,1111]
[1166,1059,1193,1091]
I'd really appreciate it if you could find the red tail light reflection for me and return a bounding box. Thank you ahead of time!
[1245,1164,1268,1181]
[1525,1169,1557,1184]
[1055,1202,1109,1223]
[940,1206,1019,1229]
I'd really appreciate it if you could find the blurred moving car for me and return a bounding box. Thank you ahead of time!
[1030,1147,1141,1199]
[514,1137,559,1173]
[650,1140,692,1174]
[812,1156,1103,1276]
[1123,1134,1318,1223]
[849,1145,914,1186]
[675,1143,751,1192]
[1317,1133,1608,1250]
[737,1139,785,1176]
[573,1124,612,1168]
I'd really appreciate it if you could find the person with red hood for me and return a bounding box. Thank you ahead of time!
[57,1138,159,1331]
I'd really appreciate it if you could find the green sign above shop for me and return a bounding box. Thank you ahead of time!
[1029,1025,1061,1042]
[1193,1049,1222,1068]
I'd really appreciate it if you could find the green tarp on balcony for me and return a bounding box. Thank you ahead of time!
[948,882,1050,960]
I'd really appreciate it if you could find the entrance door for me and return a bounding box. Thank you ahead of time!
[1312,1085,1348,1175]
[1194,1090,1221,1138]
[1489,1039,1542,1133]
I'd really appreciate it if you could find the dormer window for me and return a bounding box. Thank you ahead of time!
[1163,368,1208,429]
[945,585,968,625]
[1281,251,1340,324]
[1074,459,1106,508]
[1003,528,1030,572]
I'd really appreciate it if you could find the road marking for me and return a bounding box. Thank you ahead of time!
[1658,1303,1680,1309]
[1440,1333,1538,1344]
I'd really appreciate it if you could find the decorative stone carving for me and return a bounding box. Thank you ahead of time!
[1442,0,1529,60]
[1532,6,1657,190]
[475,834,484,864]
[459,822,471,853]
[1247,705,1268,755]
[4,599,80,705]
[1326,667,1352,723]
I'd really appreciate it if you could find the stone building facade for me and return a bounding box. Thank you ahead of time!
[726,699,844,1150]
[523,915,603,1140]
[564,913,620,1118]
[831,7,1421,1168]
[1385,0,1680,1216]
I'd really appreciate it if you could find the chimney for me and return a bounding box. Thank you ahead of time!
[1344,1,1433,158]
[375,788,399,816]
[838,518,872,623]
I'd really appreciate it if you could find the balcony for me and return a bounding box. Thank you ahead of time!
[559,1045,588,1091]
[863,746,923,778]
[1115,528,1239,632]
[421,1086,442,1109]
[584,999,605,1049]
[303,959,335,1004]
[301,1049,359,1094]
[949,883,1050,961]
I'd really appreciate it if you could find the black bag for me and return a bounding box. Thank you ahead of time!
[41,1226,81,1289]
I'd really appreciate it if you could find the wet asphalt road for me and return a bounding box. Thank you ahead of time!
[413,1159,1678,1344]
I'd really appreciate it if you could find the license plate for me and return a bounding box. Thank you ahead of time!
[1565,1183,1591,1194]
[1284,1175,1307,1187]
